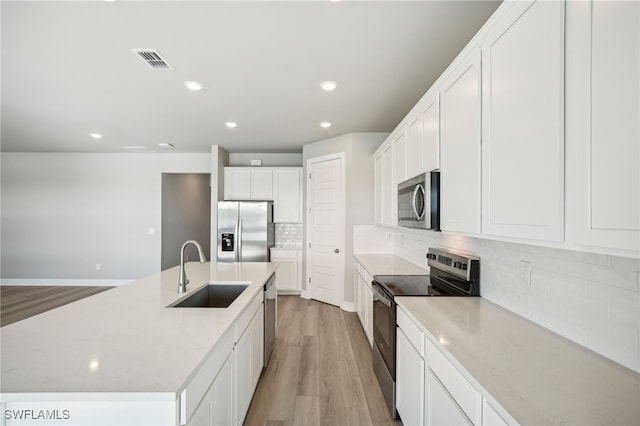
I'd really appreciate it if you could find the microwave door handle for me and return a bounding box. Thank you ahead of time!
[412,184,424,219]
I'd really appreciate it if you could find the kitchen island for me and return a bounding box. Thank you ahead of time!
[0,261,277,425]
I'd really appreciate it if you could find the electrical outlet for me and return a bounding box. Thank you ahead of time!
[96,263,101,271]
[519,260,531,285]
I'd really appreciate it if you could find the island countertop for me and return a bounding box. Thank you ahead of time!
[0,262,277,395]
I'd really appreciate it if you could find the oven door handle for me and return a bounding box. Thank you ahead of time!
[372,283,393,307]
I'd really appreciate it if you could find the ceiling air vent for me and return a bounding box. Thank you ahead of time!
[131,49,173,70]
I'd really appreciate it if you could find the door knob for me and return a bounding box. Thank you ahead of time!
[334,249,340,253]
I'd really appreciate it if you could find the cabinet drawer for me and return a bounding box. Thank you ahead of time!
[397,307,425,357]
[235,290,263,342]
[425,337,480,423]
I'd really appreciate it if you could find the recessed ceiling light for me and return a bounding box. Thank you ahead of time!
[320,121,332,128]
[158,143,174,149]
[89,133,103,139]
[320,81,337,91]
[184,81,203,91]
[225,122,238,129]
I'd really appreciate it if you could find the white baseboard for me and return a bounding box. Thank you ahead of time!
[300,289,310,299]
[341,301,357,312]
[0,279,131,287]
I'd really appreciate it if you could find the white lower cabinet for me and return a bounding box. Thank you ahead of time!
[396,315,425,426]
[190,352,234,426]
[481,398,509,426]
[235,303,264,424]
[395,304,517,426]
[353,261,373,347]
[425,367,473,426]
[270,248,302,293]
[185,291,264,426]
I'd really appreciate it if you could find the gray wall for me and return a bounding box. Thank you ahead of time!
[161,173,211,270]
[1,153,210,282]
[302,133,387,305]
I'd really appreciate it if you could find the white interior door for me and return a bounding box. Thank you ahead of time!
[307,154,345,307]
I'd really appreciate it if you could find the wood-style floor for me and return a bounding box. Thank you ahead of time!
[244,295,400,426]
[0,285,112,327]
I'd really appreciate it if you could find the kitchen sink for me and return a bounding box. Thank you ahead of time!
[171,284,249,308]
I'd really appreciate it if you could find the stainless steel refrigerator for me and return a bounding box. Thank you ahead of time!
[217,201,275,262]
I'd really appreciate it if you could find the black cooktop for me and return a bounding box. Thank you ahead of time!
[372,275,456,297]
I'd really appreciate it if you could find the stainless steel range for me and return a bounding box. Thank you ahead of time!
[371,248,480,419]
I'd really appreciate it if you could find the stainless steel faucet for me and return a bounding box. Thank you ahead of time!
[178,240,207,293]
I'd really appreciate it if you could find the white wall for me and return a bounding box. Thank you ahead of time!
[302,133,387,306]
[228,153,302,167]
[354,224,640,373]
[1,152,210,283]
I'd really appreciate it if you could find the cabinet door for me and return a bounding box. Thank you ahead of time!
[374,152,383,225]
[235,306,264,425]
[440,51,482,234]
[396,328,425,426]
[274,169,302,223]
[250,305,264,394]
[363,279,373,347]
[422,92,440,172]
[211,354,234,426]
[381,142,394,226]
[393,127,407,184]
[224,168,251,200]
[272,257,297,292]
[566,0,640,253]
[482,398,509,426]
[251,169,273,200]
[481,0,565,241]
[425,368,472,426]
[355,269,364,327]
[406,113,424,179]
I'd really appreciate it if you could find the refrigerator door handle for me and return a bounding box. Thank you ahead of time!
[237,216,242,261]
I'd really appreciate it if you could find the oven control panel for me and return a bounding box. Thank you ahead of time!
[427,248,478,282]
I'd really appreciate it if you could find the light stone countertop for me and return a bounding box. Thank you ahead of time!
[397,297,640,426]
[0,261,277,397]
[354,254,429,276]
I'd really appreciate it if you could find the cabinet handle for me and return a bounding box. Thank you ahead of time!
[334,249,340,253]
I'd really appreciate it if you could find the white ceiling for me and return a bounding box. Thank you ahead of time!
[1,0,501,154]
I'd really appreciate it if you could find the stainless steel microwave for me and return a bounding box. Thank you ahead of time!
[397,171,440,230]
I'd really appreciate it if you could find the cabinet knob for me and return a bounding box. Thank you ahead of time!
[334,249,340,253]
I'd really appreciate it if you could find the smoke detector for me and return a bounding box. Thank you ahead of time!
[131,49,173,70]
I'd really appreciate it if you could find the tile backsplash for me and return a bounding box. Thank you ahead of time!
[275,223,303,249]
[354,225,640,373]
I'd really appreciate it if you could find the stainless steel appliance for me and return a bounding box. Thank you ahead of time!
[371,248,480,419]
[217,201,275,262]
[397,171,440,230]
[263,272,276,368]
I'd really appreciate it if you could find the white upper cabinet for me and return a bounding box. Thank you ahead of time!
[374,140,395,226]
[406,113,424,179]
[565,0,640,255]
[440,50,482,235]
[406,91,440,179]
[273,168,303,223]
[224,168,252,200]
[224,167,273,200]
[481,0,565,241]
[422,93,440,173]
[393,127,407,184]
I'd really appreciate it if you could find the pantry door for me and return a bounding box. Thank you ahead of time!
[306,153,345,307]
